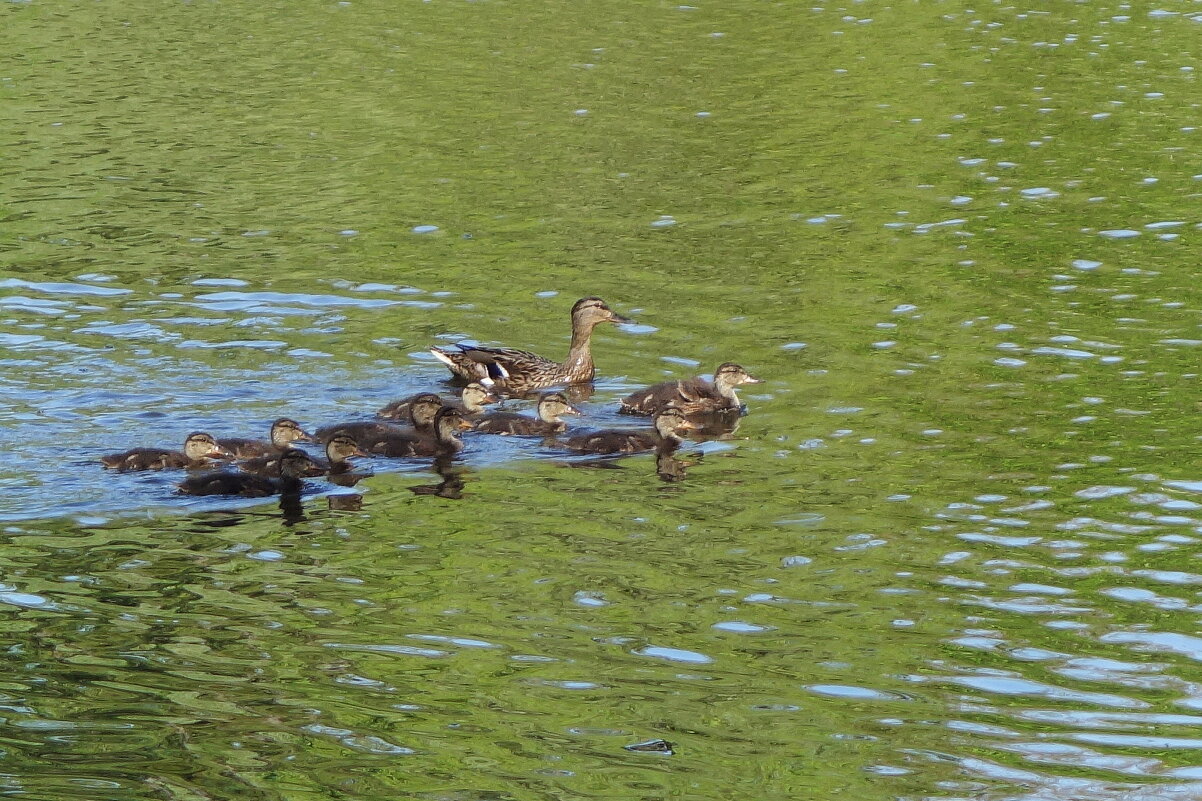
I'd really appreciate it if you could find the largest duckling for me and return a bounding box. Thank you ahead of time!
[620,363,762,416]
[101,432,230,471]
[429,297,629,394]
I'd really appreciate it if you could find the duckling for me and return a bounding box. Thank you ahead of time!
[564,407,698,455]
[217,418,313,458]
[317,394,442,443]
[177,448,317,497]
[362,406,473,457]
[474,391,581,436]
[101,432,230,471]
[619,363,763,416]
[377,384,497,420]
[429,297,630,394]
[237,434,367,478]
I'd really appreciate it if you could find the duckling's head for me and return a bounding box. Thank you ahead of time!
[537,391,582,422]
[278,448,318,478]
[409,394,444,429]
[434,407,474,444]
[462,383,498,412]
[653,407,700,440]
[326,434,368,464]
[713,363,763,388]
[184,432,230,460]
[571,296,630,327]
[270,418,313,447]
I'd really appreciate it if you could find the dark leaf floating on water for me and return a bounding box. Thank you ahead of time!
[623,738,674,755]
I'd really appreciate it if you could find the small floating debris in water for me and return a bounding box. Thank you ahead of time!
[573,109,589,116]
[338,229,359,236]
[780,342,807,351]
[1099,229,1140,239]
[650,216,677,228]
[624,738,674,755]
[242,230,271,237]
[412,225,439,234]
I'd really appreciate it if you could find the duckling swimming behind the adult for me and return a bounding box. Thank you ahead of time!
[101,432,230,472]
[563,407,698,455]
[474,392,581,436]
[377,384,496,420]
[362,406,473,457]
[318,394,442,443]
[217,418,313,458]
[620,363,762,416]
[177,449,317,497]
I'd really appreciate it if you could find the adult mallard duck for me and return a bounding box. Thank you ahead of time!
[474,391,581,436]
[177,448,317,497]
[101,432,231,471]
[564,407,698,455]
[318,394,443,444]
[377,383,497,420]
[217,418,313,458]
[428,297,630,394]
[361,406,474,457]
[619,363,762,415]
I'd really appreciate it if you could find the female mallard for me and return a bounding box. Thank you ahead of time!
[377,383,497,420]
[619,363,762,415]
[101,432,231,471]
[429,297,629,394]
[217,418,313,458]
[178,448,317,497]
[564,407,698,455]
[474,391,581,436]
[317,394,443,443]
[360,406,474,457]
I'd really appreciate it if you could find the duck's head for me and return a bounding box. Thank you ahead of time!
[408,394,444,429]
[713,363,763,388]
[278,448,319,478]
[571,296,630,328]
[326,434,368,464]
[462,383,499,412]
[434,407,474,444]
[270,418,314,447]
[184,432,231,460]
[537,391,582,422]
[653,407,700,440]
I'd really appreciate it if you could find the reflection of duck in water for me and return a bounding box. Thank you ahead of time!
[217,418,313,458]
[429,297,630,393]
[377,383,497,421]
[473,392,580,436]
[317,394,442,444]
[563,407,698,455]
[408,454,467,499]
[620,363,762,416]
[359,407,473,457]
[101,432,230,471]
[177,449,317,497]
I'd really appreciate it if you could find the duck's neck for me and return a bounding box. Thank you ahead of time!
[435,426,465,452]
[712,374,741,404]
[565,321,597,375]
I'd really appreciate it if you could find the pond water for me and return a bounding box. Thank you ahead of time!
[4,1,1202,799]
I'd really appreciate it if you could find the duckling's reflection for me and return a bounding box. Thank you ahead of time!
[408,454,468,499]
[279,490,305,526]
[327,493,363,512]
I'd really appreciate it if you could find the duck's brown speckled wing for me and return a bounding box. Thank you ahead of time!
[474,412,557,436]
[215,437,275,459]
[620,376,717,415]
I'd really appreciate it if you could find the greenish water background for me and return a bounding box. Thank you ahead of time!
[3,1,1202,798]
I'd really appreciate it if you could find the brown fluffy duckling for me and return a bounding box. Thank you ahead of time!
[564,407,699,455]
[620,363,762,416]
[377,384,497,420]
[317,394,443,444]
[217,418,313,458]
[177,448,317,497]
[101,432,231,472]
[360,406,473,457]
[237,434,367,477]
[429,297,630,394]
[474,391,581,435]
